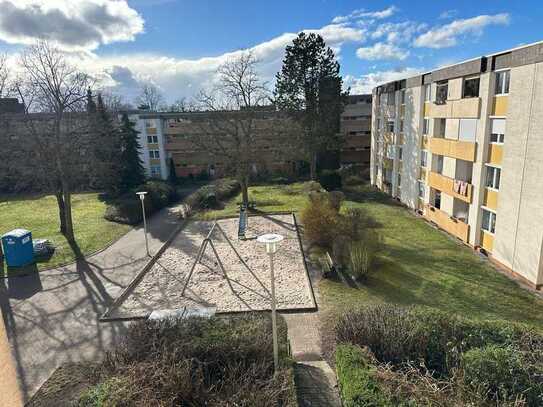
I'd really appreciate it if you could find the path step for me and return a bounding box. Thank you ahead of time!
[294,360,341,407]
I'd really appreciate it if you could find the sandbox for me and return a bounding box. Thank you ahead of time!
[107,213,316,319]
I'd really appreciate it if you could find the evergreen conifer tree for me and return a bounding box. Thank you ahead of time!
[119,113,145,191]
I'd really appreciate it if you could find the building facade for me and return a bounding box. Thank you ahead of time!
[371,41,543,289]
[340,94,372,174]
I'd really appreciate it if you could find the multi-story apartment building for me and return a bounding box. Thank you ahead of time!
[125,110,300,180]
[340,94,372,174]
[371,41,543,289]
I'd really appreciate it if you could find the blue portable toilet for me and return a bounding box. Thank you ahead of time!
[1,229,34,267]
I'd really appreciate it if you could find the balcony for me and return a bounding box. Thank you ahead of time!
[428,137,477,162]
[146,127,157,135]
[483,188,499,211]
[427,172,473,203]
[424,205,470,242]
[480,231,494,252]
[491,95,508,117]
[344,136,370,149]
[426,98,481,119]
[487,144,503,165]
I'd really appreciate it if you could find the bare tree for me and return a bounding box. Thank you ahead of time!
[19,41,93,241]
[0,53,10,97]
[134,82,163,111]
[190,51,297,206]
[169,97,195,112]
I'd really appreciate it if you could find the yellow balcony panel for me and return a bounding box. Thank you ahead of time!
[484,188,499,211]
[147,142,159,148]
[423,102,431,117]
[488,144,503,165]
[492,95,508,117]
[419,167,427,181]
[383,158,393,169]
[147,127,157,134]
[421,136,429,149]
[427,172,472,203]
[428,137,477,161]
[149,158,161,165]
[384,132,394,143]
[400,104,406,117]
[424,205,470,242]
[480,231,494,252]
[427,98,481,119]
[398,134,405,144]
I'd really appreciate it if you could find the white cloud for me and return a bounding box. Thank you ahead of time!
[356,42,409,61]
[414,13,510,49]
[370,21,427,44]
[0,0,144,51]
[332,6,397,24]
[344,67,423,94]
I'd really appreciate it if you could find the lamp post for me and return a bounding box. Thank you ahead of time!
[136,192,149,257]
[257,233,284,374]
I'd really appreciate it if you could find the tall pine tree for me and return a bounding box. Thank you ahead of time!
[119,113,145,191]
[274,32,346,180]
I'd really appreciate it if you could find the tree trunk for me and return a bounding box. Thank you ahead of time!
[55,189,67,234]
[240,177,249,207]
[310,151,318,181]
[62,183,75,242]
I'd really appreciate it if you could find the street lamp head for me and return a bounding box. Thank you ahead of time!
[257,233,284,254]
[136,191,147,201]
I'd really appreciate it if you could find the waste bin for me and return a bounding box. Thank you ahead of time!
[1,229,34,267]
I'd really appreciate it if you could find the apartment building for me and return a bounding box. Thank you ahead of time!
[126,110,300,180]
[371,41,543,289]
[340,94,372,174]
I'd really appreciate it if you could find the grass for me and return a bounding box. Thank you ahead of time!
[0,193,131,273]
[197,182,315,220]
[206,181,543,328]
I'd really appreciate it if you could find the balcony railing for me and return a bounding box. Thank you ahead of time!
[428,137,476,162]
[426,98,481,118]
[425,205,470,243]
[427,172,473,203]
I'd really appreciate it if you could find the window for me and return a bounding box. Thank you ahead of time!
[386,144,395,159]
[420,150,428,168]
[149,150,160,159]
[424,84,432,101]
[436,155,444,174]
[495,70,510,95]
[400,90,406,104]
[398,146,403,160]
[376,118,381,130]
[422,118,430,135]
[147,135,158,143]
[436,118,446,138]
[150,165,161,178]
[387,92,395,106]
[418,181,426,198]
[459,119,477,142]
[485,166,501,190]
[462,77,480,98]
[397,173,401,187]
[490,119,505,144]
[435,81,448,104]
[481,209,496,234]
[387,120,395,133]
[399,118,404,133]
[434,191,442,209]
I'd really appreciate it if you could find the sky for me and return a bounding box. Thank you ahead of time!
[0,0,542,105]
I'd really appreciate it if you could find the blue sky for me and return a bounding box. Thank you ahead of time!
[1,0,542,103]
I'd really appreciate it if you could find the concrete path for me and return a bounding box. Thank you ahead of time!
[0,198,190,402]
[283,265,341,406]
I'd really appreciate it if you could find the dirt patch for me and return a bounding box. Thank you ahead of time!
[110,214,315,318]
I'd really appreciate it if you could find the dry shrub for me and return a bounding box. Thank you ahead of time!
[300,191,341,249]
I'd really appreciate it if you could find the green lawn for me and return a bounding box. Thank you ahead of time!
[197,182,315,220]
[206,182,543,328]
[0,193,131,273]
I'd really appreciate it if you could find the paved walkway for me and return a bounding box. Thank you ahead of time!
[283,265,341,406]
[1,200,189,402]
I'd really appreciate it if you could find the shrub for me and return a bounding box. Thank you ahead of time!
[344,175,365,186]
[336,344,401,407]
[319,169,342,191]
[104,198,147,225]
[183,178,240,214]
[462,345,543,406]
[300,192,341,249]
[348,239,374,280]
[328,190,345,212]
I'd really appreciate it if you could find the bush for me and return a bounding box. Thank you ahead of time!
[104,180,177,225]
[183,178,240,214]
[319,169,342,191]
[328,190,345,212]
[335,305,543,376]
[300,192,341,249]
[336,344,401,407]
[462,345,543,405]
